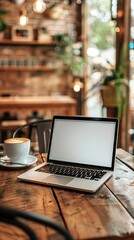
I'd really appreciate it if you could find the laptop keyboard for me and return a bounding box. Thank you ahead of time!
[37,164,106,181]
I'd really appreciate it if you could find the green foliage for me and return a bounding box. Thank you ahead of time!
[91,20,115,50]
[102,45,128,118]
[53,33,85,77]
[88,0,115,50]
[114,79,127,119]
[0,9,7,32]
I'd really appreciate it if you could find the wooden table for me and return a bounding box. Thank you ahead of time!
[0,148,133,240]
[0,95,77,116]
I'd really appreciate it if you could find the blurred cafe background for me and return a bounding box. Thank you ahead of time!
[0,0,134,154]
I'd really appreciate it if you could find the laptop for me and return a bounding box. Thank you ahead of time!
[18,115,119,193]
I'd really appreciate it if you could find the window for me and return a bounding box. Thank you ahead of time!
[85,0,116,116]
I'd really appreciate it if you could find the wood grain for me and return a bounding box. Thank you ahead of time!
[0,96,77,116]
[0,149,134,240]
[116,148,134,170]
[53,185,134,240]
[106,159,134,218]
[0,156,64,240]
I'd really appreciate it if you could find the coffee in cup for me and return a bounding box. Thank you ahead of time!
[5,138,29,144]
[1,138,30,164]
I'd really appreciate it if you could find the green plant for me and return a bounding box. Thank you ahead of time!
[102,46,128,118]
[52,33,85,77]
[0,9,7,32]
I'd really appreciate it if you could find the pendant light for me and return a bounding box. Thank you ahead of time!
[76,0,82,4]
[14,0,25,4]
[19,14,28,26]
[19,8,29,26]
[33,0,46,14]
[71,78,83,92]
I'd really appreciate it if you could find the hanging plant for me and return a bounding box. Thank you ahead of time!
[0,9,7,33]
[52,33,85,77]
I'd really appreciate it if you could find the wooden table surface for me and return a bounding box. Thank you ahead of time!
[0,148,133,240]
[0,95,77,116]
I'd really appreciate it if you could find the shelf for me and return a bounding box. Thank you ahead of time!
[0,39,56,46]
[0,66,63,71]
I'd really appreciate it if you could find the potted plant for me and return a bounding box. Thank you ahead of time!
[0,8,7,38]
[100,47,129,119]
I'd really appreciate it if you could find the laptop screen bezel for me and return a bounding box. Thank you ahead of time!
[47,116,119,171]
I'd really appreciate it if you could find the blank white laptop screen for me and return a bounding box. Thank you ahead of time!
[49,119,116,168]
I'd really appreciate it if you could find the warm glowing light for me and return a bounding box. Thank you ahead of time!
[117,10,123,18]
[115,27,120,32]
[73,79,83,92]
[33,0,46,13]
[76,0,82,4]
[74,84,81,92]
[15,0,25,4]
[19,14,29,26]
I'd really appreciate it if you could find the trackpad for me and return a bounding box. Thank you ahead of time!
[44,175,73,185]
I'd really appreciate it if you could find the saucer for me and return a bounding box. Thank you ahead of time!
[0,155,37,169]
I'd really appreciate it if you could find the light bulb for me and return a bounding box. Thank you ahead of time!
[33,0,46,13]
[73,79,83,92]
[74,84,81,92]
[14,0,25,4]
[115,27,120,32]
[76,0,81,4]
[19,14,29,26]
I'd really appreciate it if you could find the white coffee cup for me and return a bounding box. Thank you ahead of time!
[0,138,30,164]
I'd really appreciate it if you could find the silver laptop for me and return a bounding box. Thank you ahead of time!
[18,116,119,193]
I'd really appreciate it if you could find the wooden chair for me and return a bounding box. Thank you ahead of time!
[12,119,52,153]
[0,205,73,240]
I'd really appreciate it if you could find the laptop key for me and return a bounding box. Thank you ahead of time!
[37,164,106,180]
